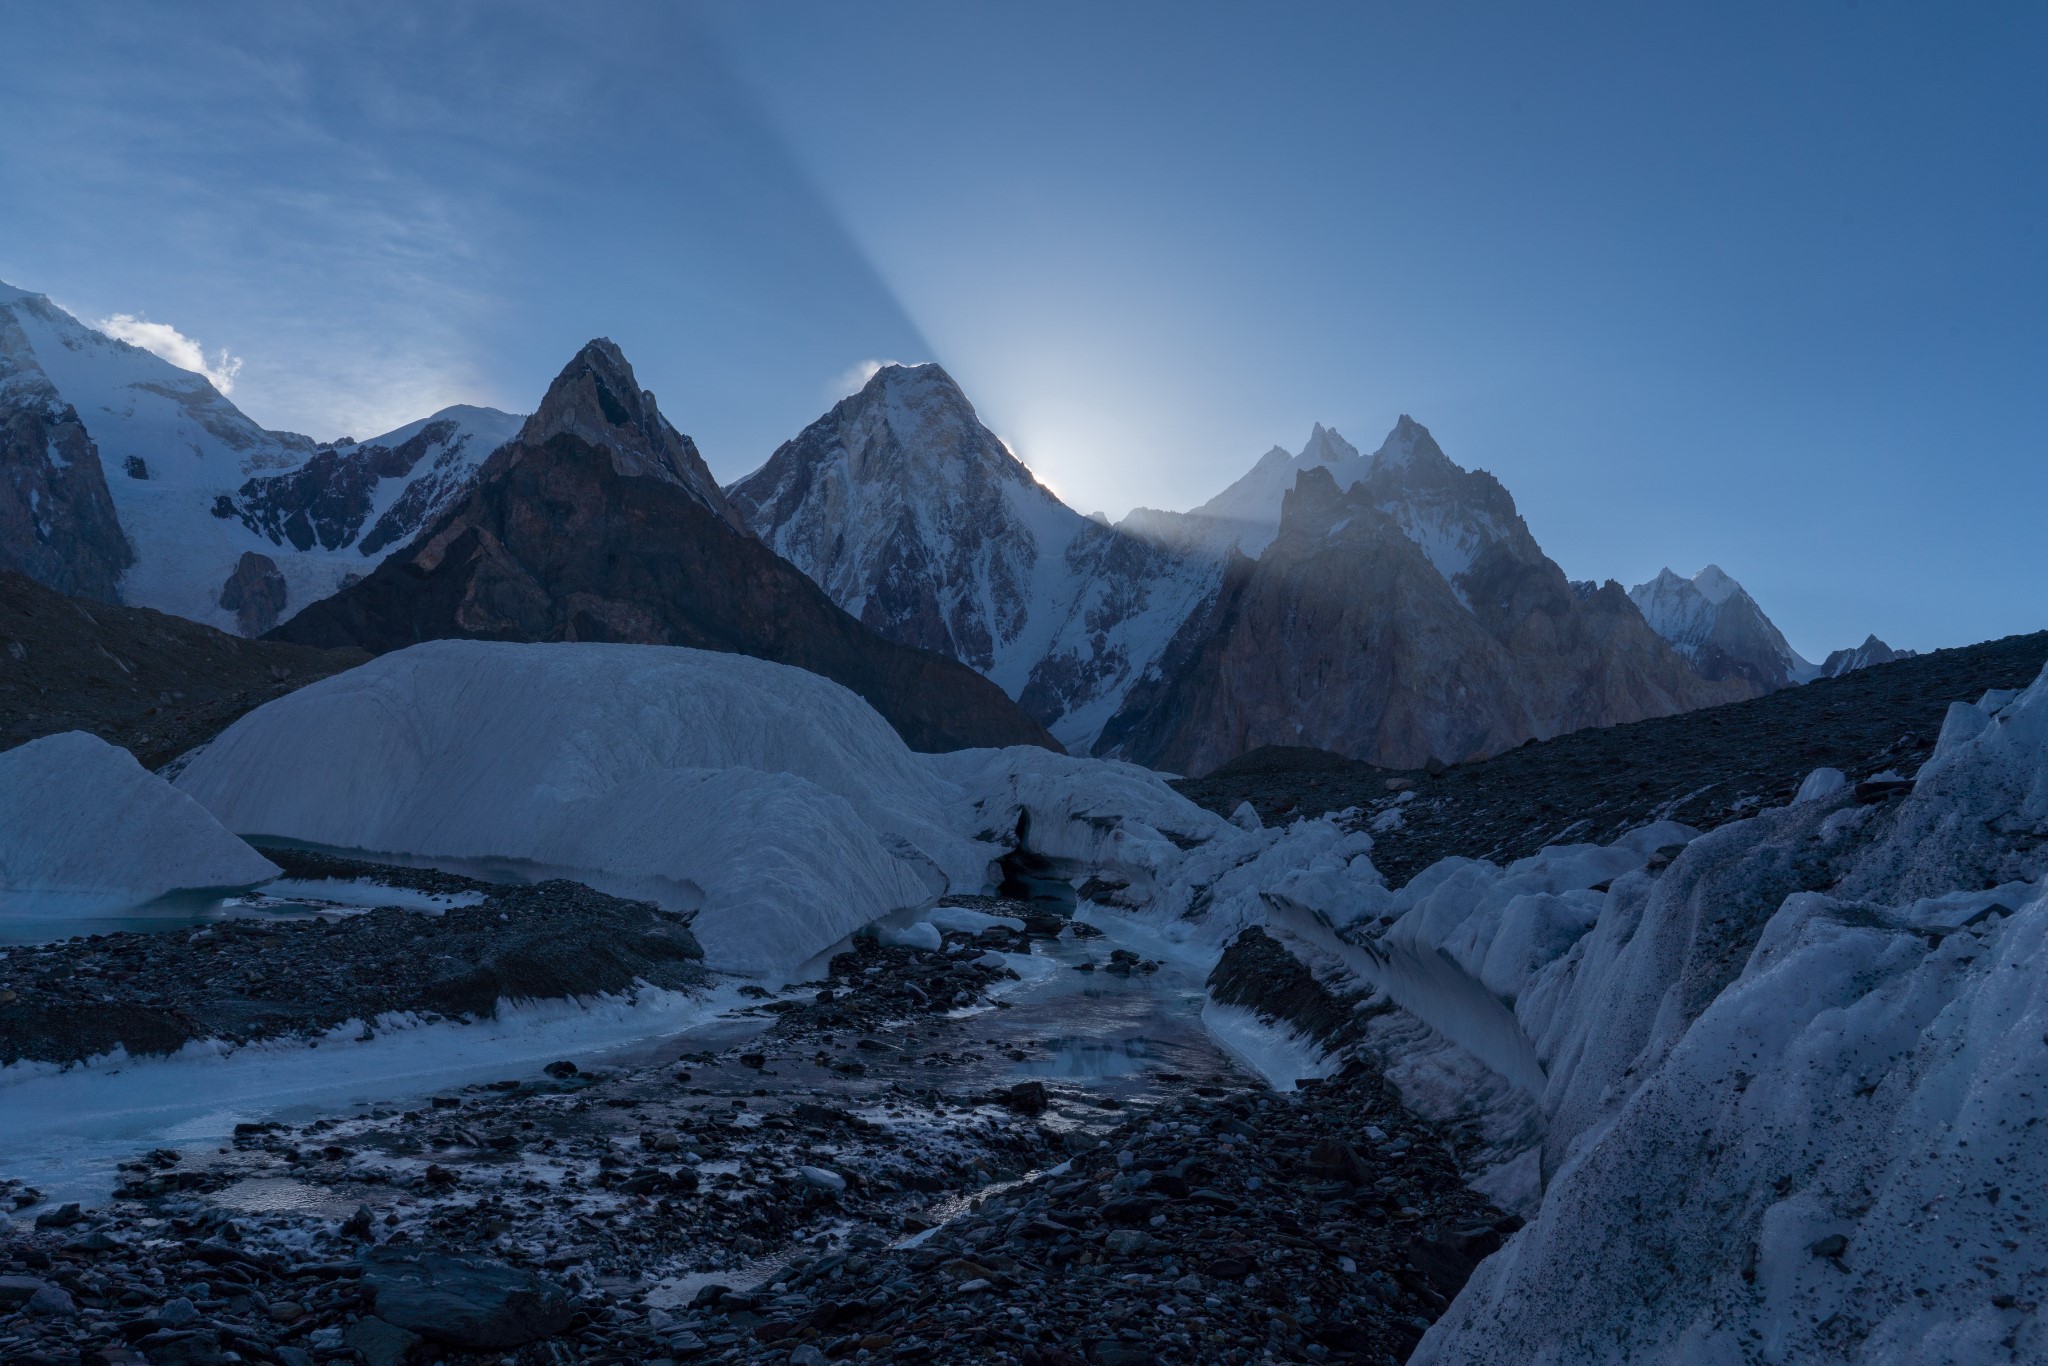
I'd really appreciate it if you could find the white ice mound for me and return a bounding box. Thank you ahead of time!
[927,745,1233,903]
[0,731,279,918]
[174,641,985,976]
[1409,659,2048,1364]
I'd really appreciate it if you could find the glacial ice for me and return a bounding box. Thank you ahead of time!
[0,731,279,919]
[67,627,2047,1363]
[175,641,987,977]
[1402,662,2048,1364]
[1017,657,2048,1363]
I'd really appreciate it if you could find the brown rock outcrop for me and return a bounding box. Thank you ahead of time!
[0,569,366,769]
[219,551,287,635]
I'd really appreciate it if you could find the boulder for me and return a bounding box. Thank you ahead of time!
[358,1246,572,1349]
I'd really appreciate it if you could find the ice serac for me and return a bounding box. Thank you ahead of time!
[1098,421,1743,773]
[0,279,523,634]
[1394,663,2048,1365]
[174,641,989,977]
[268,345,1057,755]
[726,363,1220,749]
[1628,564,1812,692]
[0,730,279,919]
[1820,633,1915,678]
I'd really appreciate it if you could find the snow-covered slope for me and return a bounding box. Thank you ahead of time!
[0,730,279,918]
[0,281,522,633]
[727,364,1222,750]
[1629,564,1814,691]
[173,641,992,977]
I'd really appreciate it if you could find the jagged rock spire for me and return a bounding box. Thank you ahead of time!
[513,339,744,533]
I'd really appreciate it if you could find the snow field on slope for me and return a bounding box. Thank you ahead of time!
[0,731,279,919]
[5,289,522,632]
[175,641,994,978]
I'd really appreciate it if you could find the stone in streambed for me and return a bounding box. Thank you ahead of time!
[358,1246,573,1348]
[344,1316,422,1366]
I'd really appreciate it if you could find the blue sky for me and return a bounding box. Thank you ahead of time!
[2,1,2042,657]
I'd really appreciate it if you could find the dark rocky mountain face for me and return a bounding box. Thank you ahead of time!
[0,569,366,769]
[221,414,512,559]
[0,299,135,602]
[1096,468,1535,773]
[0,389,133,603]
[218,551,288,635]
[1097,460,1744,774]
[270,342,1058,755]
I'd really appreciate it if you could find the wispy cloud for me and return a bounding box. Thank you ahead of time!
[97,313,245,394]
[828,357,900,399]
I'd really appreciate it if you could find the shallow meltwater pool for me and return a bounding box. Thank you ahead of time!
[1015,1033,1164,1078]
[0,879,485,947]
[0,900,1252,1211]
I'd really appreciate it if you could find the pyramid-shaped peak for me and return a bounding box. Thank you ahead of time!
[1690,564,1741,604]
[1370,414,1448,472]
[856,361,984,423]
[1299,423,1360,466]
[513,337,743,530]
[865,360,959,392]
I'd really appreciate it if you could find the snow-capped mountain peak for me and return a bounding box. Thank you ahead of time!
[1628,565,1813,691]
[1688,562,1741,605]
[1298,421,1361,471]
[0,279,532,635]
[1367,413,1432,473]
[726,366,1222,749]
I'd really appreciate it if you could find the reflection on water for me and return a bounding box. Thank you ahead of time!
[1015,1035,1161,1078]
[248,839,707,917]
[0,877,482,948]
[0,890,341,947]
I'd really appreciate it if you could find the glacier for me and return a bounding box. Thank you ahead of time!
[938,652,2048,1363]
[38,624,2039,1363]
[0,730,279,920]
[173,640,998,978]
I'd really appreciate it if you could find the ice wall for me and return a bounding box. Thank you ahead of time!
[1410,664,2048,1364]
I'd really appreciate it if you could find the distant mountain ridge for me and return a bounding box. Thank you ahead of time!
[1627,564,1917,687]
[727,392,1852,770]
[1,271,1922,774]
[270,340,1058,755]
[0,280,522,635]
[1095,431,1744,772]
